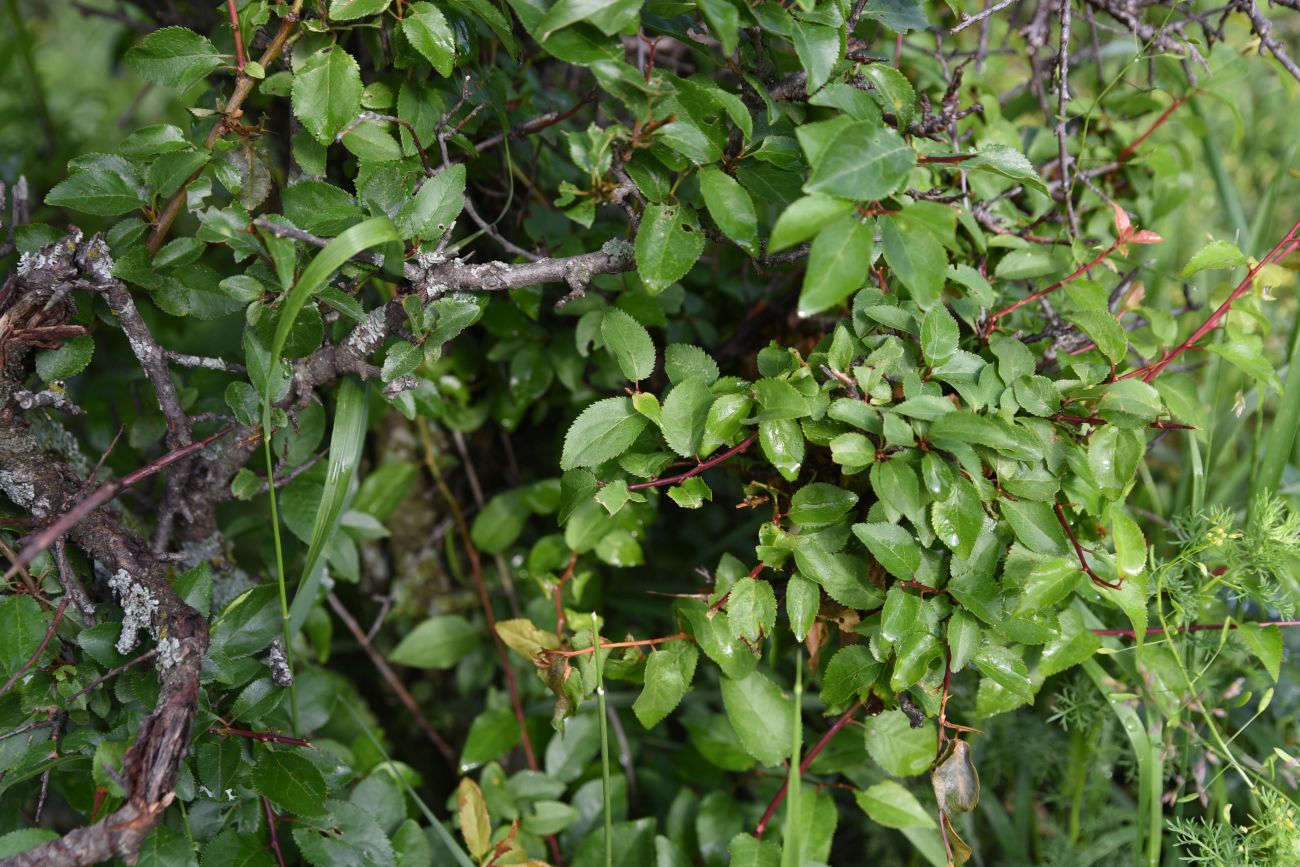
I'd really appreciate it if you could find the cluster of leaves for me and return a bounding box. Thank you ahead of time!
[2,0,1299,865]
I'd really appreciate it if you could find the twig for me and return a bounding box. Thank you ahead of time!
[263,797,287,867]
[325,593,457,768]
[754,700,865,837]
[212,726,313,748]
[1053,500,1121,589]
[1056,0,1078,235]
[226,0,246,71]
[1094,619,1300,637]
[984,238,1125,335]
[65,649,157,703]
[5,427,232,580]
[951,0,1019,33]
[1120,219,1300,382]
[626,434,758,490]
[0,598,68,698]
[146,4,302,253]
[554,632,689,658]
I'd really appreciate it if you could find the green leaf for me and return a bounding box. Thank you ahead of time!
[1109,507,1146,579]
[972,644,1033,704]
[675,599,758,681]
[999,498,1068,556]
[698,167,760,256]
[661,376,714,457]
[859,65,915,129]
[292,46,364,143]
[125,26,222,91]
[45,154,145,216]
[805,123,915,202]
[601,308,656,382]
[863,710,935,776]
[880,586,923,649]
[1068,310,1127,364]
[789,483,859,525]
[854,781,936,829]
[799,214,873,316]
[1181,239,1246,277]
[636,203,706,293]
[253,750,328,817]
[389,615,480,668]
[404,2,457,77]
[853,521,920,581]
[1039,608,1101,677]
[721,671,794,767]
[930,478,982,560]
[769,193,854,253]
[728,835,781,867]
[0,596,47,677]
[727,577,778,643]
[786,574,820,641]
[794,544,883,609]
[396,165,466,242]
[759,418,805,481]
[881,213,946,309]
[664,344,719,385]
[755,378,811,421]
[460,707,522,771]
[35,335,94,381]
[330,0,392,20]
[633,642,700,728]
[560,397,649,469]
[820,645,881,707]
[292,800,396,866]
[963,144,1048,195]
[202,829,276,867]
[1014,557,1079,615]
[791,19,840,92]
[1097,379,1161,428]
[857,0,929,32]
[870,459,924,526]
[1237,623,1282,682]
[920,305,959,365]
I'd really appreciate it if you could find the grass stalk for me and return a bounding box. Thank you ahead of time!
[593,613,613,867]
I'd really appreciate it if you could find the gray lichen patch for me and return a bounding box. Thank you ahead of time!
[155,636,183,672]
[267,639,293,687]
[108,569,160,655]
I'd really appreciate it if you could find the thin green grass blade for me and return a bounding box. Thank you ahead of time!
[287,377,370,635]
[260,218,398,709]
[1251,316,1300,511]
[594,613,612,867]
[342,702,476,867]
[779,650,803,867]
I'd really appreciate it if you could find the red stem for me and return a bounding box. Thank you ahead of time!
[263,797,287,867]
[555,552,578,640]
[213,726,314,748]
[627,434,758,490]
[226,0,247,71]
[984,240,1124,336]
[754,700,864,837]
[555,632,689,658]
[1053,501,1121,590]
[0,598,68,698]
[1115,96,1187,166]
[1119,219,1300,383]
[1093,619,1300,637]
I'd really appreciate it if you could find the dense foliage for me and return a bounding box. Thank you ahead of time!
[1,0,1299,865]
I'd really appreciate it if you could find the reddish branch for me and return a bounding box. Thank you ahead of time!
[984,238,1126,336]
[263,797,287,867]
[555,632,689,658]
[225,0,246,71]
[1119,219,1300,383]
[1054,414,1194,430]
[754,700,865,838]
[627,434,758,490]
[4,427,232,580]
[1093,619,1300,637]
[1053,500,1122,590]
[1114,96,1187,166]
[0,598,68,698]
[146,6,301,253]
[212,726,314,748]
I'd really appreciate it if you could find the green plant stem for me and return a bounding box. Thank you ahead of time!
[593,613,612,867]
[263,435,299,735]
[1251,314,1300,514]
[779,649,804,867]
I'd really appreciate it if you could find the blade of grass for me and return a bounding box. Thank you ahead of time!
[341,701,476,867]
[1251,315,1300,511]
[593,613,612,867]
[287,379,369,636]
[260,217,398,731]
[779,649,803,867]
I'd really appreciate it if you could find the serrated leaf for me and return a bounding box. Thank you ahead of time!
[661,376,713,457]
[125,26,222,91]
[854,781,935,829]
[389,615,480,668]
[252,750,327,817]
[805,123,915,202]
[1181,239,1246,277]
[799,214,873,316]
[636,203,706,293]
[330,0,392,20]
[404,2,457,77]
[633,642,699,728]
[721,671,794,767]
[560,397,649,469]
[853,522,920,580]
[601,307,656,381]
[821,645,881,707]
[292,46,363,143]
[698,167,759,255]
[727,577,777,643]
